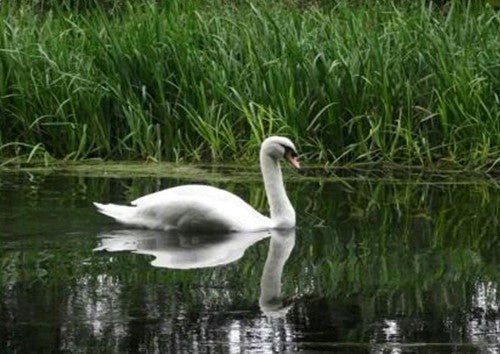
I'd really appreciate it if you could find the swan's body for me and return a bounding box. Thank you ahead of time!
[94,136,300,231]
[94,185,271,231]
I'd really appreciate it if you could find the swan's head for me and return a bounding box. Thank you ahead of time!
[261,136,300,169]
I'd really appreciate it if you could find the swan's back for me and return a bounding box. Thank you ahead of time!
[132,185,244,206]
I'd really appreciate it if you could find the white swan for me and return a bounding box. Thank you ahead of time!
[93,136,300,231]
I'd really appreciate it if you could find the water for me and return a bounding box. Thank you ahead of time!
[0,168,499,353]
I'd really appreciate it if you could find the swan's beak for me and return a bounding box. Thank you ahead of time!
[285,151,301,169]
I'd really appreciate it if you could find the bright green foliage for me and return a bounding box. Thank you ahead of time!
[0,1,498,168]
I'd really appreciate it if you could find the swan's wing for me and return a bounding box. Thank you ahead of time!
[131,185,244,206]
[131,185,271,231]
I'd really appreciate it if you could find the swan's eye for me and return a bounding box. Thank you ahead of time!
[283,146,298,158]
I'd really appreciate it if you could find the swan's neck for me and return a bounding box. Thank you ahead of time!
[260,153,295,228]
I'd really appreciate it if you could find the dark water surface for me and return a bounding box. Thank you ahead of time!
[0,169,499,353]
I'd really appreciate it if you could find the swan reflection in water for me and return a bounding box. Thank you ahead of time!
[95,228,296,316]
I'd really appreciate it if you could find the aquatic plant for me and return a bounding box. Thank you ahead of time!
[0,0,498,169]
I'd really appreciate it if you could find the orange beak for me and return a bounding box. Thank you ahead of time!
[285,151,300,169]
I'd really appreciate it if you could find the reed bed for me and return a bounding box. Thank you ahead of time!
[0,0,498,168]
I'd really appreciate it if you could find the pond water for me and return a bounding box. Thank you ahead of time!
[0,168,499,353]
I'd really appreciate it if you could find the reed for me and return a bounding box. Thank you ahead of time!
[0,0,498,169]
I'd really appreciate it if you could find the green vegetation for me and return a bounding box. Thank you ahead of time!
[0,1,498,169]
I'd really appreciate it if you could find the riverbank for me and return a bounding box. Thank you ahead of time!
[0,1,498,169]
[1,160,498,184]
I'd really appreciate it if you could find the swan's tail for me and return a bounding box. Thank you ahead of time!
[93,202,137,225]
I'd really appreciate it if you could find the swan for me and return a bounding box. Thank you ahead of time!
[93,136,300,231]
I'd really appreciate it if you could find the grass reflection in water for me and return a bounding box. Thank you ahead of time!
[0,171,498,352]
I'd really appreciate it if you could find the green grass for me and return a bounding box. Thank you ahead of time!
[0,0,498,169]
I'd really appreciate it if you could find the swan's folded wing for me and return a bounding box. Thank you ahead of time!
[131,185,243,206]
[133,191,271,232]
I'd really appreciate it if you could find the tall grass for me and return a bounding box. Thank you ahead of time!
[0,0,498,168]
